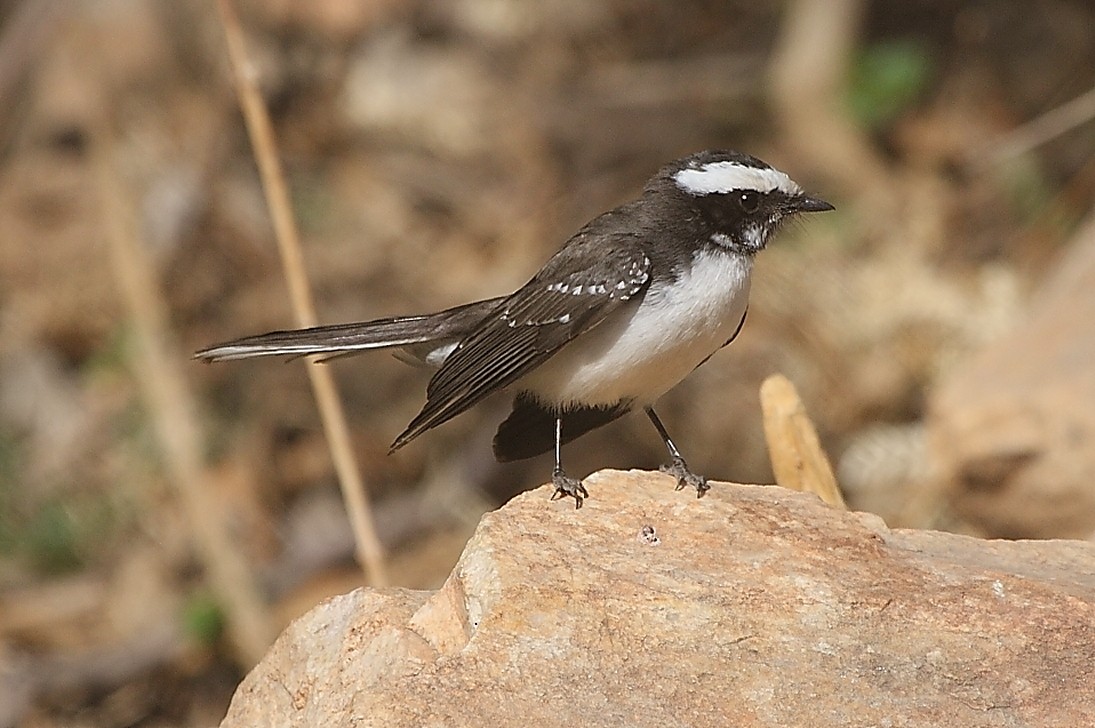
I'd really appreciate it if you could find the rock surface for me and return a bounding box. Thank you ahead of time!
[220,470,1095,728]
[927,214,1095,538]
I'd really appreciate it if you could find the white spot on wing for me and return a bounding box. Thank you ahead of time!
[424,342,458,367]
[675,160,801,197]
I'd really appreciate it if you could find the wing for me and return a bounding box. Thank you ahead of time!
[390,230,651,450]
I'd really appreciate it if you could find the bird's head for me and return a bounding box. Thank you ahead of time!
[651,149,833,254]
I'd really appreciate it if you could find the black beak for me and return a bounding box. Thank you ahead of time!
[788,195,835,214]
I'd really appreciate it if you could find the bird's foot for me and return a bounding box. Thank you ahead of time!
[551,468,588,509]
[660,456,709,498]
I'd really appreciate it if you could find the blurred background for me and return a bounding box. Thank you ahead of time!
[1,0,1093,724]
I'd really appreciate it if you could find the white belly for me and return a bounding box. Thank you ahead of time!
[518,249,753,409]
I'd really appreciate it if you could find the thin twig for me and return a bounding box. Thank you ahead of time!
[214,0,387,585]
[978,85,1095,168]
[91,112,274,663]
[0,0,64,156]
[769,0,891,202]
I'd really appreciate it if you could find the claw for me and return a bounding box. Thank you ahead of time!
[551,468,588,509]
[660,456,709,497]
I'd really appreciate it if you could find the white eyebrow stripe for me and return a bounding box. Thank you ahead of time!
[673,161,802,197]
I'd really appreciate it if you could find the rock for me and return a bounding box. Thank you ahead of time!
[220,470,1095,727]
[927,213,1095,538]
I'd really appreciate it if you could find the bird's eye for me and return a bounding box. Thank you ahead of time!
[738,190,760,213]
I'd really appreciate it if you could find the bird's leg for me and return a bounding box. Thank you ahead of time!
[644,407,709,497]
[550,416,588,508]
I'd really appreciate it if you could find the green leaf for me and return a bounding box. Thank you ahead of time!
[848,40,934,129]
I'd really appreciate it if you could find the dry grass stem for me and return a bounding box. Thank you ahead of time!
[982,84,1095,167]
[769,0,896,215]
[214,0,387,585]
[91,116,274,663]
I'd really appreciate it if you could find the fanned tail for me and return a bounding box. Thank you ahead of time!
[194,297,503,363]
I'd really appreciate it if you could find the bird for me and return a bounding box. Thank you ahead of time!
[195,150,833,507]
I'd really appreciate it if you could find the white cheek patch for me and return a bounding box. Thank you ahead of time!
[742,223,764,249]
[674,161,801,197]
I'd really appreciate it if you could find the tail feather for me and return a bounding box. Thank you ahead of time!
[491,394,631,461]
[194,297,503,363]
